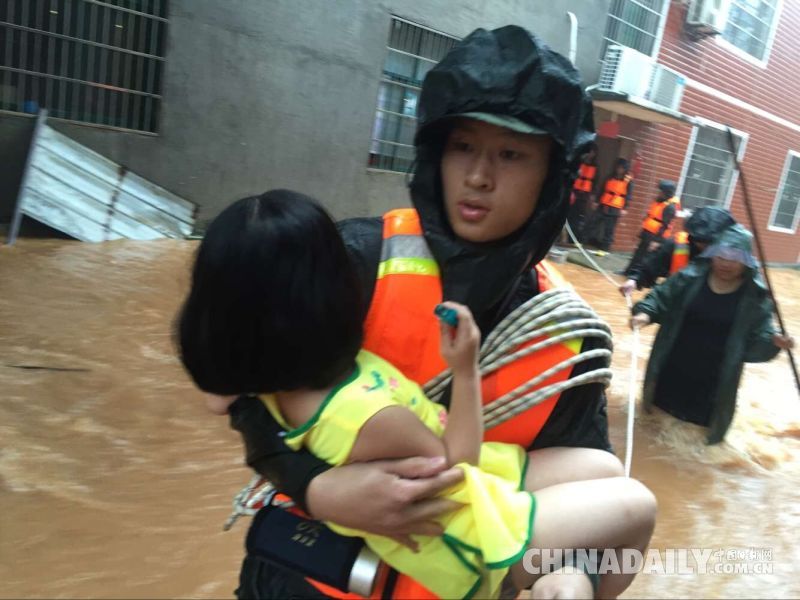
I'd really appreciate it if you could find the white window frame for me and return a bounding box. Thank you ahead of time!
[767,150,800,234]
[676,117,749,216]
[601,0,671,59]
[715,0,783,69]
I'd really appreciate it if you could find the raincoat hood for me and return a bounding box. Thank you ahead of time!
[409,25,595,316]
[700,223,759,269]
[685,206,736,243]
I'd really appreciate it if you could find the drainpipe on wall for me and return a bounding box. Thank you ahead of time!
[567,11,578,65]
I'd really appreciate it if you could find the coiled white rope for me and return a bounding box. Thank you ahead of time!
[223,474,276,531]
[422,287,614,431]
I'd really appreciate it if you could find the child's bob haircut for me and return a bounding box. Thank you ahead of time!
[177,189,363,395]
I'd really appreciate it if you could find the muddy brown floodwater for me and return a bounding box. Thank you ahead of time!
[1,239,798,599]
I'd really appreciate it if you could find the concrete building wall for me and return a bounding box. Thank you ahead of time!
[0,0,611,228]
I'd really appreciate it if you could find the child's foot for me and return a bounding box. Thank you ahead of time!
[530,565,595,599]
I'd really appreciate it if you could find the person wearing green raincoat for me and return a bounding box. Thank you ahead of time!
[630,224,795,444]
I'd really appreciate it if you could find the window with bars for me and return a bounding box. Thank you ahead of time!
[367,18,458,173]
[601,0,668,58]
[0,0,168,133]
[680,125,745,210]
[769,152,800,232]
[722,0,779,62]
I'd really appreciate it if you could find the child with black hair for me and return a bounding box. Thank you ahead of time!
[177,189,656,600]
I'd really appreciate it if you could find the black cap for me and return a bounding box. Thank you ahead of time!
[658,179,677,196]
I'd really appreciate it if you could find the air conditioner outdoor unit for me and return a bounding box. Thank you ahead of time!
[686,0,730,36]
[598,45,655,98]
[646,64,686,112]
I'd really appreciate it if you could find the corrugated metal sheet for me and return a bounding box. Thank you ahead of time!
[8,111,196,244]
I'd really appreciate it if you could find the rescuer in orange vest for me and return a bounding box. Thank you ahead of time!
[619,206,737,295]
[178,191,657,600]
[590,158,633,251]
[622,180,681,276]
[565,142,598,242]
[225,26,633,599]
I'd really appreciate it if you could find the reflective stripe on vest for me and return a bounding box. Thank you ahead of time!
[599,175,630,209]
[669,231,690,274]
[363,208,444,385]
[573,163,596,193]
[642,196,681,237]
[363,207,577,445]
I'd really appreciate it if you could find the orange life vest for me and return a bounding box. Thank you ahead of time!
[642,196,681,238]
[363,208,578,447]
[305,208,582,599]
[599,175,631,209]
[573,163,596,193]
[669,231,690,274]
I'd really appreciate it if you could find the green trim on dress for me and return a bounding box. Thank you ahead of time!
[520,452,530,490]
[283,365,361,439]
[462,575,484,600]
[442,533,484,556]
[484,493,536,569]
[438,490,537,596]
[442,535,482,600]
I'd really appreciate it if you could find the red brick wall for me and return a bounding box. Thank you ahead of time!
[600,1,800,264]
[598,114,693,253]
[659,0,800,125]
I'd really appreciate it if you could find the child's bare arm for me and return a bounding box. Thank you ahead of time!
[348,302,483,468]
[444,364,482,466]
[347,406,446,463]
[438,302,483,466]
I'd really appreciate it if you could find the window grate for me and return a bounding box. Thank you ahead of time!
[367,17,458,173]
[600,0,667,58]
[681,126,744,210]
[0,0,169,133]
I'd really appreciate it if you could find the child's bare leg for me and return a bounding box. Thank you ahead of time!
[518,448,626,598]
[526,447,624,491]
[510,477,657,599]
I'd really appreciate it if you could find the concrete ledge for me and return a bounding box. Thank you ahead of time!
[552,244,631,275]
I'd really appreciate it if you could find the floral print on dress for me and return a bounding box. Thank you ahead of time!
[362,370,385,392]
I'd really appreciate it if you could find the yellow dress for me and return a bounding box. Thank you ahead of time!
[262,350,535,600]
